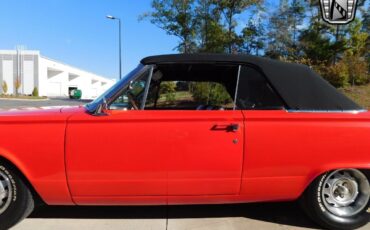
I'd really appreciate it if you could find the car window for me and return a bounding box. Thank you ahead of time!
[85,64,148,113]
[145,80,234,110]
[236,66,284,110]
[109,68,152,110]
[141,63,239,111]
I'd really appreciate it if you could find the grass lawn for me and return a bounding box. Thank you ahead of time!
[0,94,47,100]
[157,91,192,102]
[339,84,370,109]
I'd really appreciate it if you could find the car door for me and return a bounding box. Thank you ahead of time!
[144,64,245,196]
[65,67,169,205]
[66,110,168,204]
[164,110,244,196]
[65,64,244,204]
[66,109,243,200]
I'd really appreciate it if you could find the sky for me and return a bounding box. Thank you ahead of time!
[0,0,178,79]
[0,1,365,80]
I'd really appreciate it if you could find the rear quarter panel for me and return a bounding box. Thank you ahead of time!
[240,110,370,202]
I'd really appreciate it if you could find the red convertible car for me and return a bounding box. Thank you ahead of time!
[0,54,369,230]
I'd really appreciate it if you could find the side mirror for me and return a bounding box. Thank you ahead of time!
[102,97,108,110]
[94,98,108,116]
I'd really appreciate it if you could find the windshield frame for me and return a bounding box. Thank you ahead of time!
[85,64,151,113]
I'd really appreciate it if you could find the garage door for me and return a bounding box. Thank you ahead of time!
[47,82,62,97]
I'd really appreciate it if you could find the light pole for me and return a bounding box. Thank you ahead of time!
[106,15,122,80]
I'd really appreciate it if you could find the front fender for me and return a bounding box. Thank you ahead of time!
[0,109,76,205]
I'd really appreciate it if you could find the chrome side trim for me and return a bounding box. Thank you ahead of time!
[287,109,367,114]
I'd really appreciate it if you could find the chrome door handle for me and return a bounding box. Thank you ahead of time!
[228,124,239,132]
[211,123,239,132]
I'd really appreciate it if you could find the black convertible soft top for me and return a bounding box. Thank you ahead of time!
[141,54,362,111]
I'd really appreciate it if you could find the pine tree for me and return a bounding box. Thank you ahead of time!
[240,9,265,56]
[195,0,227,52]
[215,0,262,53]
[287,0,306,58]
[265,0,291,59]
[141,0,198,53]
[360,4,369,69]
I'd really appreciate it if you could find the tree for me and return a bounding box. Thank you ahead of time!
[301,19,368,87]
[347,19,368,57]
[143,0,369,89]
[240,10,265,55]
[287,0,306,58]
[266,0,307,60]
[323,61,349,87]
[1,81,8,95]
[190,82,232,105]
[299,20,346,65]
[265,0,292,59]
[215,0,262,53]
[14,77,21,96]
[160,81,177,103]
[342,54,369,86]
[141,0,198,53]
[362,4,370,69]
[344,19,369,85]
[200,21,229,52]
[143,0,263,54]
[195,0,227,52]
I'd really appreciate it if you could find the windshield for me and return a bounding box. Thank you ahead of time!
[85,64,148,113]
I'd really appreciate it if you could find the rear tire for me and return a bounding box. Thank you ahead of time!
[301,169,370,230]
[0,163,34,230]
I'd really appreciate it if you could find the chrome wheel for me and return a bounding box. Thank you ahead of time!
[322,169,370,217]
[0,171,12,215]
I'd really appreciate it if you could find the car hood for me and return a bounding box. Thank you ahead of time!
[0,106,85,122]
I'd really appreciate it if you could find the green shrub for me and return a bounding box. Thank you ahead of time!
[1,81,8,95]
[342,54,369,86]
[319,54,369,87]
[190,82,232,105]
[14,77,21,96]
[322,63,349,88]
[160,81,176,103]
[32,87,39,97]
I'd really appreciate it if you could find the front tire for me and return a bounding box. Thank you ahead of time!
[301,169,370,230]
[0,163,34,230]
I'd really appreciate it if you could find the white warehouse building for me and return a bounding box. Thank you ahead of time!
[0,50,115,100]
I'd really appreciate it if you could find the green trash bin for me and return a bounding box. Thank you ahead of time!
[70,89,82,99]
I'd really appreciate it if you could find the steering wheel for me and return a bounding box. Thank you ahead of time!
[127,93,139,110]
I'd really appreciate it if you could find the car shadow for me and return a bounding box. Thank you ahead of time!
[29,202,320,229]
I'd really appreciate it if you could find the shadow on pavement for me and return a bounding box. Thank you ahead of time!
[30,202,320,229]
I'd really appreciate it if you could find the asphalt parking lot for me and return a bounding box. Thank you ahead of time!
[0,98,90,110]
[1,98,369,230]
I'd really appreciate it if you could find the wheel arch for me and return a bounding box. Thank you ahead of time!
[0,154,45,205]
[300,164,370,199]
